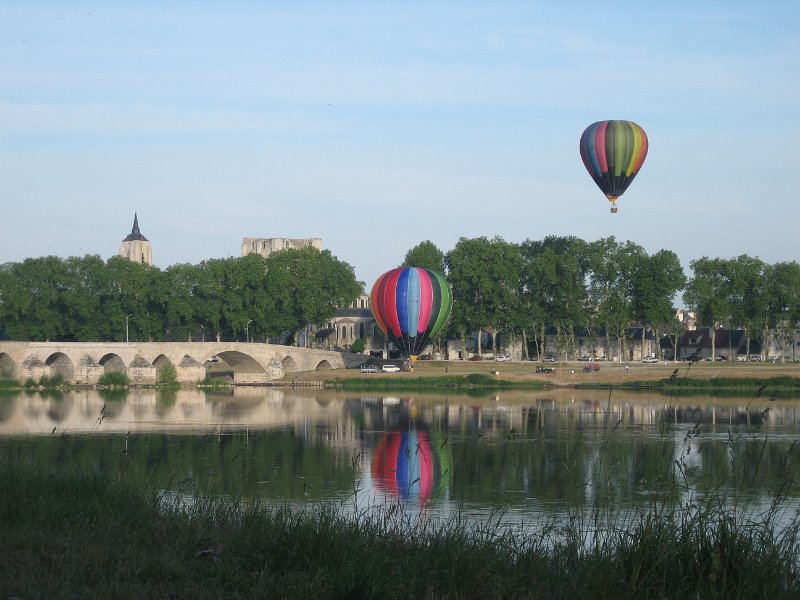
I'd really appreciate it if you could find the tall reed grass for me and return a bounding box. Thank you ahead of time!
[1,384,799,598]
[1,449,798,598]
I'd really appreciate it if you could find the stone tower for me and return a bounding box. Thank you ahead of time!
[119,213,153,266]
[241,237,322,259]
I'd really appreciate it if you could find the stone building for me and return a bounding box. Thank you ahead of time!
[241,237,322,258]
[119,213,153,266]
[312,294,393,357]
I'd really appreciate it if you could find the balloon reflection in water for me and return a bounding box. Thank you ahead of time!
[371,426,451,505]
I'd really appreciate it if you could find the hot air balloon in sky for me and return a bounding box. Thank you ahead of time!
[370,267,452,360]
[580,120,649,214]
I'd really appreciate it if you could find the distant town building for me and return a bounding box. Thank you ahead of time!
[241,237,322,259]
[676,308,696,330]
[119,214,153,266]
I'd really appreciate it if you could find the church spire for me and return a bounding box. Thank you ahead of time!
[119,213,153,266]
[131,213,140,237]
[122,213,148,242]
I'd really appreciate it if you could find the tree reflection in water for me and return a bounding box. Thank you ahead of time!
[1,389,799,531]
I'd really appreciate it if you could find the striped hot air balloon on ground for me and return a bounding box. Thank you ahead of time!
[580,120,649,213]
[370,267,452,360]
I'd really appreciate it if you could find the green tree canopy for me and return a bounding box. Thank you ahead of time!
[446,236,523,353]
[402,240,446,274]
[0,249,360,343]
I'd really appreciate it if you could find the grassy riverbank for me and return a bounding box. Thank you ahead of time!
[576,375,800,396]
[1,465,798,599]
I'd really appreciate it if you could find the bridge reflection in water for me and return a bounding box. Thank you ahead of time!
[2,389,800,526]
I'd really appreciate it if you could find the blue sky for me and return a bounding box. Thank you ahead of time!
[2,1,798,293]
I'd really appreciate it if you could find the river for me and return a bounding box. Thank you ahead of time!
[2,386,799,533]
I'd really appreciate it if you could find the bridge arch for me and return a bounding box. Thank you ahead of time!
[214,351,265,372]
[99,353,127,375]
[281,355,300,373]
[152,354,174,379]
[0,352,16,378]
[45,352,75,381]
[214,351,267,384]
[315,360,333,370]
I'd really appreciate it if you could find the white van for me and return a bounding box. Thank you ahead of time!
[381,364,401,373]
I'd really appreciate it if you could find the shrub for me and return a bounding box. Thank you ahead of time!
[197,376,231,389]
[98,372,129,387]
[50,372,65,387]
[0,378,19,389]
[350,338,366,353]
[37,373,65,388]
[158,364,177,385]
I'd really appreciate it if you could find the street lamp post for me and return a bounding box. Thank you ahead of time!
[200,324,205,342]
[126,313,133,343]
[246,319,253,344]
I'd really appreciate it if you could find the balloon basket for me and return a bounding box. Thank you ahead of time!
[610,205,618,214]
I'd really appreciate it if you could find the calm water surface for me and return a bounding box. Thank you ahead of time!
[2,387,800,530]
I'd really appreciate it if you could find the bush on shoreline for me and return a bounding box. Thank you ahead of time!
[97,371,130,387]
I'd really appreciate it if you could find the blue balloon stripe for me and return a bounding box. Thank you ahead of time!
[407,268,421,336]
[587,122,603,178]
[397,431,411,499]
[396,268,410,335]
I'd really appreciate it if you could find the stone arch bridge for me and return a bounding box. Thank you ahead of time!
[0,341,368,385]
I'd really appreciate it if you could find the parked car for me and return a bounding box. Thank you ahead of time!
[536,366,556,374]
[418,354,432,360]
[577,356,591,361]
[542,356,556,363]
[495,354,511,362]
[583,363,600,372]
[767,356,781,363]
[360,364,379,373]
[468,355,483,361]
[642,356,659,363]
[684,355,702,362]
[382,364,401,373]
[749,354,762,361]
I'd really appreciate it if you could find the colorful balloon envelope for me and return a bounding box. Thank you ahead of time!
[371,427,451,505]
[580,120,648,213]
[370,267,452,360]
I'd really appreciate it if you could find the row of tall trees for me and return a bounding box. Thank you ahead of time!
[684,256,800,359]
[404,237,800,359]
[3,236,800,358]
[0,248,362,343]
[402,236,685,358]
